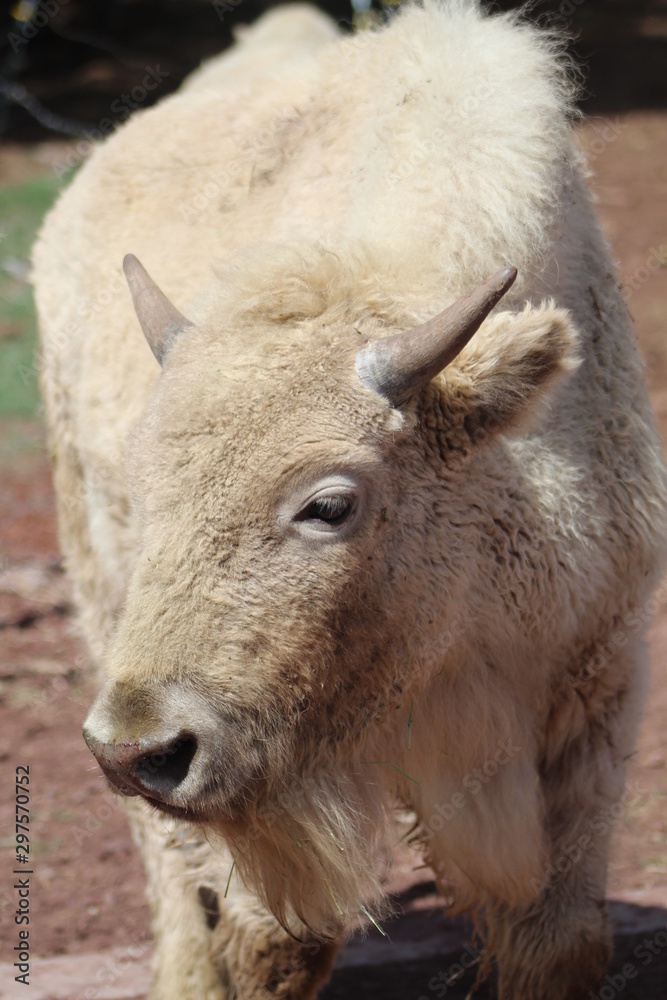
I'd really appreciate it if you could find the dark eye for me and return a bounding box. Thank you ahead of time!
[303,494,354,526]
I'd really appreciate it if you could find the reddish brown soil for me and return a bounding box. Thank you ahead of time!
[0,111,665,988]
[0,421,152,959]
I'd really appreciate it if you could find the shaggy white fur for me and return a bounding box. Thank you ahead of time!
[33,3,666,999]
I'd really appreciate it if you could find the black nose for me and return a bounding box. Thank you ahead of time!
[83,728,198,801]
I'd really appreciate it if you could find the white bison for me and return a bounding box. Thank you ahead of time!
[32,2,666,998]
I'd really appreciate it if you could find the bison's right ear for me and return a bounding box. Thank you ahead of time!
[123,254,194,365]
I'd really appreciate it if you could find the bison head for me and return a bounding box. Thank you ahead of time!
[83,246,578,930]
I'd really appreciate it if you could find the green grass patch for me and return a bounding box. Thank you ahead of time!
[0,172,71,417]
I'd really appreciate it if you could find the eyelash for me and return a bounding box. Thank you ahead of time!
[305,495,354,524]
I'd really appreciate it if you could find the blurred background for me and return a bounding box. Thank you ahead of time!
[1,0,666,143]
[0,2,665,997]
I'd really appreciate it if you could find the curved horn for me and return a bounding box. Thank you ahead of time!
[123,254,194,365]
[356,266,518,406]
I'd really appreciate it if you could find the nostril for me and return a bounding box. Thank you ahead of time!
[133,735,198,798]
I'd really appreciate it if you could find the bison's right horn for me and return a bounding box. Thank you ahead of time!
[123,254,194,365]
[356,266,518,406]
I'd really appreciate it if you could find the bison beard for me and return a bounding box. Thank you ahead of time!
[211,766,394,937]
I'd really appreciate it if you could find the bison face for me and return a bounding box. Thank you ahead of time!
[83,353,417,823]
[84,256,578,836]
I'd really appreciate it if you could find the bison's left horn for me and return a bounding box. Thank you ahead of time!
[123,254,194,365]
[355,266,518,406]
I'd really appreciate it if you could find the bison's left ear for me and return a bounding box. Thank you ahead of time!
[356,267,579,449]
[356,267,518,407]
[425,302,581,450]
[123,254,194,365]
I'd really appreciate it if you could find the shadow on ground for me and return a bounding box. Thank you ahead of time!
[323,889,667,999]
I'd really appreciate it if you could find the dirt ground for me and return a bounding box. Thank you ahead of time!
[0,111,666,995]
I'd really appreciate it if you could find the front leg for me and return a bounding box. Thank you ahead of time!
[486,642,647,1000]
[210,876,339,999]
[129,798,337,999]
[126,800,226,1000]
[485,769,613,1000]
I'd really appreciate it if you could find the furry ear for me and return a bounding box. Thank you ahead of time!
[423,303,580,458]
